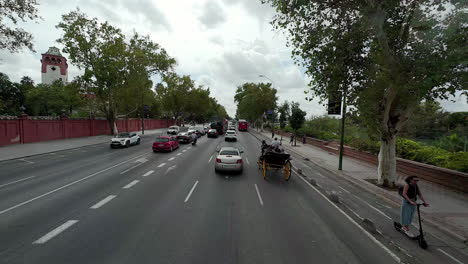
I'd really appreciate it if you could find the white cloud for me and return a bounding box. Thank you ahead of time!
[0,0,464,119]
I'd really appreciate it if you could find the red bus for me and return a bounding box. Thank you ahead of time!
[238,120,248,131]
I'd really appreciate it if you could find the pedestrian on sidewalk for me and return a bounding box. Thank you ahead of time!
[272,129,275,138]
[290,134,294,145]
[400,176,429,236]
[302,136,306,144]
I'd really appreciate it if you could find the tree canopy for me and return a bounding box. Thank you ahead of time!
[235,82,278,123]
[0,0,40,52]
[263,0,467,186]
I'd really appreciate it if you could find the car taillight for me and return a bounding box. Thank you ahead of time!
[237,159,242,163]
[216,158,221,163]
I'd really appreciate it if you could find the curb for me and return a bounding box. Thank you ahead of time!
[250,130,468,244]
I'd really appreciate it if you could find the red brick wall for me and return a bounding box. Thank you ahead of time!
[0,117,172,147]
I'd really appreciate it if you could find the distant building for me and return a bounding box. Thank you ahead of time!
[41,47,68,84]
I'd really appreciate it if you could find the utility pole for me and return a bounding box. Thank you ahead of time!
[338,87,347,171]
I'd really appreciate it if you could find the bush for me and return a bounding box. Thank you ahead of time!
[348,138,380,154]
[446,152,468,173]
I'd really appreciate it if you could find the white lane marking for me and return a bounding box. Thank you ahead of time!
[187,147,192,150]
[90,195,116,209]
[376,202,392,209]
[19,158,34,164]
[158,163,167,168]
[296,173,401,263]
[246,158,250,165]
[168,157,175,161]
[143,170,154,177]
[437,248,464,264]
[165,165,176,175]
[49,153,56,155]
[351,194,392,220]
[176,153,182,156]
[254,184,264,206]
[135,158,148,163]
[316,172,326,178]
[58,155,66,158]
[184,181,199,203]
[338,186,351,194]
[123,180,140,189]
[208,155,213,163]
[0,176,36,189]
[182,150,187,152]
[119,163,142,174]
[0,152,149,216]
[33,220,78,244]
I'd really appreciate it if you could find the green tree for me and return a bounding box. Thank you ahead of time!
[278,101,290,129]
[264,0,467,187]
[156,73,194,122]
[235,82,277,127]
[289,102,306,146]
[0,0,40,52]
[57,10,175,134]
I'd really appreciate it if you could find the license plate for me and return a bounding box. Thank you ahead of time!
[159,144,164,147]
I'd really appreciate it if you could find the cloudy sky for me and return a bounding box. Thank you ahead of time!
[0,0,466,117]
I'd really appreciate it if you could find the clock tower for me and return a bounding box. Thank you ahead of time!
[41,47,68,84]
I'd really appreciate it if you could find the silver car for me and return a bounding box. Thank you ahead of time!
[215,147,243,173]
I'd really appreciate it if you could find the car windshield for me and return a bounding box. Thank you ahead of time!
[169,126,178,129]
[219,150,239,156]
[155,138,169,142]
[227,131,235,134]
[117,133,129,138]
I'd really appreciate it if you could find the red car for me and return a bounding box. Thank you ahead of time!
[153,136,179,152]
[238,120,248,131]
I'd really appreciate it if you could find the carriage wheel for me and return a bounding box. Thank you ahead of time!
[284,161,292,181]
[262,160,267,180]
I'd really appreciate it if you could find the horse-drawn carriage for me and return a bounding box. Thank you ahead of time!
[257,149,292,181]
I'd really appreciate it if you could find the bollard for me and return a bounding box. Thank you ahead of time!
[362,218,378,234]
[297,168,303,175]
[304,157,310,161]
[329,191,340,203]
[309,178,317,186]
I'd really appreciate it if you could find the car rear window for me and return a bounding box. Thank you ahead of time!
[220,150,239,155]
[155,138,169,142]
[227,131,235,134]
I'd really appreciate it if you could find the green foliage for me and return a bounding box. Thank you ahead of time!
[278,101,290,129]
[235,82,277,123]
[0,0,40,52]
[289,102,306,132]
[57,10,175,133]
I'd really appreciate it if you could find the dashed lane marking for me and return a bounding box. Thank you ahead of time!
[143,170,154,177]
[208,155,213,163]
[184,181,199,203]
[168,157,175,161]
[254,184,264,206]
[33,220,78,244]
[90,195,116,209]
[123,180,139,189]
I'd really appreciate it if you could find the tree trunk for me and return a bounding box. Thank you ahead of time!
[377,135,397,187]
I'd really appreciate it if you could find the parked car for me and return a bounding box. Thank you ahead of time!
[207,129,218,138]
[153,136,179,152]
[204,126,210,133]
[215,147,243,173]
[167,126,180,135]
[110,132,140,148]
[177,132,193,143]
[225,130,238,141]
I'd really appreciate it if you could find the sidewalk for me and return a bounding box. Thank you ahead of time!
[0,128,167,162]
[253,130,468,243]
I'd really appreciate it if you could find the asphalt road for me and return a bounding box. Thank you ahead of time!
[0,131,466,264]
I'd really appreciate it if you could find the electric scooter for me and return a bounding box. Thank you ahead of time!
[394,203,428,249]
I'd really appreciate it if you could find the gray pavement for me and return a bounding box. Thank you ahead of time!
[0,130,466,263]
[254,129,468,243]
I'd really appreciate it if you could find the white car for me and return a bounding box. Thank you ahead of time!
[110,132,140,148]
[167,126,180,135]
[215,147,243,173]
[225,129,237,141]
